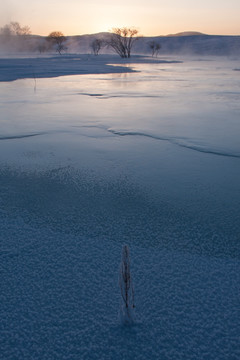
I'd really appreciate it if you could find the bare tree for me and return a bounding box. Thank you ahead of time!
[0,22,31,37]
[36,40,49,54]
[0,24,12,39]
[119,245,135,325]
[107,27,139,58]
[149,41,161,57]
[47,31,67,55]
[0,21,31,52]
[90,38,104,55]
[0,22,31,44]
[9,22,31,37]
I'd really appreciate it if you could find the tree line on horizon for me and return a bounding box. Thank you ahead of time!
[0,21,161,58]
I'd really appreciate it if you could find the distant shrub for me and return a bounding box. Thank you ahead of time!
[47,31,67,55]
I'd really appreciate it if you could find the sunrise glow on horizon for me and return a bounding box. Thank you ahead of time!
[1,0,240,37]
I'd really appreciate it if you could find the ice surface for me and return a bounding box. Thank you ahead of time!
[0,56,240,359]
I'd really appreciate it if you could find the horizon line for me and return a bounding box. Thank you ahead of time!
[28,30,240,38]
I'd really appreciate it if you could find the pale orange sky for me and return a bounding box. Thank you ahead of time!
[1,0,240,36]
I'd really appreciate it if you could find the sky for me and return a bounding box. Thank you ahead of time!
[1,0,240,36]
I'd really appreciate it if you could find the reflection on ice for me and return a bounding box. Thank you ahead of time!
[1,57,239,156]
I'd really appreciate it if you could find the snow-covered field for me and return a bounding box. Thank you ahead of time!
[0,55,240,359]
[0,54,180,82]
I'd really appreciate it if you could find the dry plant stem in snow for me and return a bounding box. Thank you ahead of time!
[119,245,135,325]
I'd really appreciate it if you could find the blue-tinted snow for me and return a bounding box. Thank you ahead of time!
[0,54,180,82]
[0,56,240,359]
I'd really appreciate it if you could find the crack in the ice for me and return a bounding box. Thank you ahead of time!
[108,129,240,159]
[0,132,47,141]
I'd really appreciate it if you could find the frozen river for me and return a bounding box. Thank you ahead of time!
[1,56,240,359]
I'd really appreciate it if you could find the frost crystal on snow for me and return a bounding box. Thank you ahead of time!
[119,245,135,325]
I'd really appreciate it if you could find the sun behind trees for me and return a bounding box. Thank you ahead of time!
[107,27,140,58]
